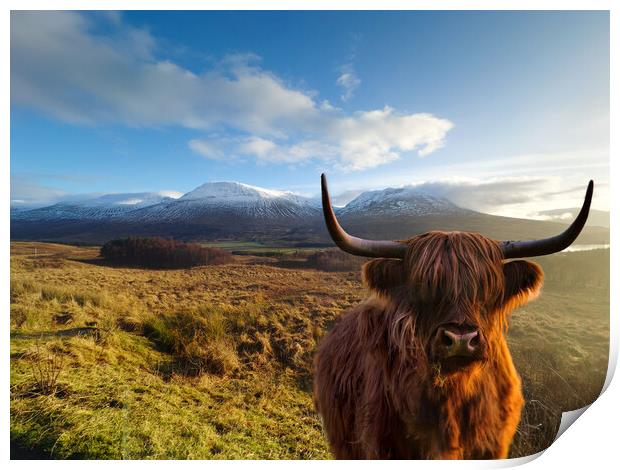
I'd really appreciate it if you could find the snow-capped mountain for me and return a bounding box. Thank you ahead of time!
[12,180,608,247]
[12,192,178,221]
[129,182,320,223]
[181,182,310,205]
[339,186,470,217]
[10,182,469,227]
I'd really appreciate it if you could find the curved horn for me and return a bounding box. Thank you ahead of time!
[500,180,594,258]
[321,174,408,258]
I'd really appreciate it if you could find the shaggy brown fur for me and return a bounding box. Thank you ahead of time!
[313,231,543,459]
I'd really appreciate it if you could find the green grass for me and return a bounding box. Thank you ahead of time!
[11,332,325,459]
[200,241,269,251]
[9,242,609,459]
[10,242,348,459]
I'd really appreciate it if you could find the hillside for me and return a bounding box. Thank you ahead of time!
[13,192,178,221]
[335,212,610,245]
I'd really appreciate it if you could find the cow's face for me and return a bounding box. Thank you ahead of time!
[362,232,544,375]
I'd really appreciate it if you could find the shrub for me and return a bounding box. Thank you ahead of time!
[26,341,66,396]
[100,237,232,269]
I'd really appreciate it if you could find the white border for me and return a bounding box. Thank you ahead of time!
[3,1,616,468]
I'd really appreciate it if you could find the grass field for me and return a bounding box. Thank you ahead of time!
[9,242,609,459]
[200,240,328,257]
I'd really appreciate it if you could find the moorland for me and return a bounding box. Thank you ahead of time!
[9,242,609,459]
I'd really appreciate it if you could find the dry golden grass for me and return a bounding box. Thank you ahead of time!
[9,242,609,459]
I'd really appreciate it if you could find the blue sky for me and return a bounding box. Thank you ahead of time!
[11,11,609,217]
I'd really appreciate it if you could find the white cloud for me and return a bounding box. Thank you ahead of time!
[11,11,453,171]
[190,136,337,165]
[238,138,338,164]
[336,63,361,102]
[10,175,183,209]
[237,137,278,158]
[190,107,452,170]
[328,107,453,170]
[11,11,316,135]
[188,139,225,160]
[407,177,551,214]
[331,175,605,219]
[10,175,69,208]
[534,212,574,222]
[157,190,183,199]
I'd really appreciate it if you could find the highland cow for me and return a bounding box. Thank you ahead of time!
[313,174,593,459]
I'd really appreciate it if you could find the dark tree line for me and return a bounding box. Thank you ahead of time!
[100,237,232,268]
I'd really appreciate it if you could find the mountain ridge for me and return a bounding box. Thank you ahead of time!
[10,180,610,247]
[12,192,178,221]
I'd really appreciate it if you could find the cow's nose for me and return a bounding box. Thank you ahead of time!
[435,327,482,358]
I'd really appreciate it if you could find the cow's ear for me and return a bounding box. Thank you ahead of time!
[502,260,544,309]
[363,259,406,296]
